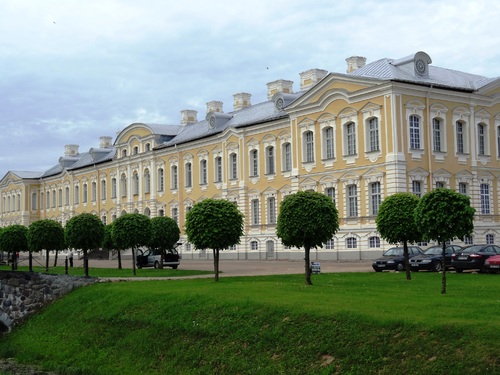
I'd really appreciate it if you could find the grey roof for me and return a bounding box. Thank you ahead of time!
[8,171,44,179]
[141,123,181,137]
[160,99,293,148]
[351,57,499,91]
[41,148,116,178]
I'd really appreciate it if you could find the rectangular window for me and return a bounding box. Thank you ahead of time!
[266,146,275,174]
[347,184,358,217]
[459,182,468,195]
[171,166,178,190]
[111,178,117,198]
[251,199,259,225]
[370,182,381,216]
[486,234,494,244]
[101,180,107,200]
[74,187,79,204]
[436,181,444,188]
[144,172,150,194]
[409,115,420,149]
[305,131,314,162]
[200,160,207,185]
[250,150,258,177]
[215,157,222,182]
[456,122,464,153]
[58,189,62,207]
[346,237,357,248]
[325,238,334,249]
[283,143,292,171]
[158,168,164,191]
[267,197,276,224]
[480,183,490,214]
[325,127,334,159]
[83,185,88,203]
[412,181,422,198]
[478,124,485,155]
[251,241,258,251]
[433,118,441,152]
[172,207,178,223]
[230,154,238,179]
[325,187,335,207]
[369,237,381,248]
[40,192,44,209]
[368,118,379,152]
[185,163,192,187]
[92,182,97,201]
[346,123,356,155]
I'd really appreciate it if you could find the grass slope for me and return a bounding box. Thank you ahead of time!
[0,272,499,374]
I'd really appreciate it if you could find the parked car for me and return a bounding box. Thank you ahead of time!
[451,244,500,273]
[409,245,463,272]
[136,248,181,269]
[372,246,424,272]
[482,254,500,273]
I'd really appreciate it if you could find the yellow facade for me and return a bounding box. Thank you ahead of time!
[2,51,500,260]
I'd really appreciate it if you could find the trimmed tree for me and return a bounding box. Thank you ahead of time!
[415,188,475,294]
[276,190,339,285]
[112,213,152,276]
[150,216,180,269]
[27,219,65,273]
[0,225,28,271]
[65,213,105,277]
[185,199,244,282]
[376,192,421,281]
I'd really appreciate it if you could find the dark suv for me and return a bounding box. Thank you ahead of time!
[372,246,424,272]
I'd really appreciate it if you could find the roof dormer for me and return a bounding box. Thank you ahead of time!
[391,51,432,79]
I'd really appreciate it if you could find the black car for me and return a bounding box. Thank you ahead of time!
[372,246,424,272]
[451,244,500,273]
[409,245,463,272]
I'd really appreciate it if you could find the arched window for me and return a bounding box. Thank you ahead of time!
[120,174,127,197]
[185,162,192,187]
[144,170,150,193]
[132,172,139,195]
[157,168,164,191]
[367,118,379,152]
[214,157,222,182]
[200,160,207,185]
[229,153,238,179]
[324,126,334,159]
[170,166,177,189]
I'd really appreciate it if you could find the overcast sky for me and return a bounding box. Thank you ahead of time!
[1,0,500,178]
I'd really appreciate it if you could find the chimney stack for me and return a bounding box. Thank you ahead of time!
[206,100,223,114]
[180,109,198,125]
[233,93,251,111]
[299,69,329,91]
[266,79,293,100]
[346,56,367,73]
[64,144,79,156]
[99,136,113,148]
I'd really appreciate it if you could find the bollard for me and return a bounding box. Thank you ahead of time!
[65,257,68,275]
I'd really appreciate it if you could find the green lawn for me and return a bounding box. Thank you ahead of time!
[0,272,498,374]
[0,265,213,278]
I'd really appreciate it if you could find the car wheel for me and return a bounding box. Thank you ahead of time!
[154,261,160,269]
[455,268,463,273]
[374,269,382,272]
[433,261,442,272]
[171,265,178,269]
[396,263,404,272]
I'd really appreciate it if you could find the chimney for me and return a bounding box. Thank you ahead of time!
[206,100,223,114]
[266,79,293,100]
[99,136,113,148]
[180,109,198,125]
[233,93,251,111]
[65,144,79,156]
[299,69,329,91]
[346,56,367,73]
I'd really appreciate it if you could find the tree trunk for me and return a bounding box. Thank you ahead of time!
[441,241,447,294]
[213,248,219,282]
[117,250,122,270]
[159,249,164,269]
[10,252,15,272]
[403,241,411,280]
[29,251,33,272]
[53,250,59,267]
[304,246,312,285]
[83,249,89,278]
[132,247,137,276]
[45,249,50,273]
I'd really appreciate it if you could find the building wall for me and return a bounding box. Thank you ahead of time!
[2,69,500,260]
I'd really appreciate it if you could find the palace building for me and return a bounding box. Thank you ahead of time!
[2,51,500,261]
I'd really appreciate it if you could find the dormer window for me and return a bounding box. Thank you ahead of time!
[122,149,127,157]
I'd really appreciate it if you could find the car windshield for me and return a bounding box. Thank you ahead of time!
[424,247,442,255]
[462,245,484,253]
[383,248,403,256]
